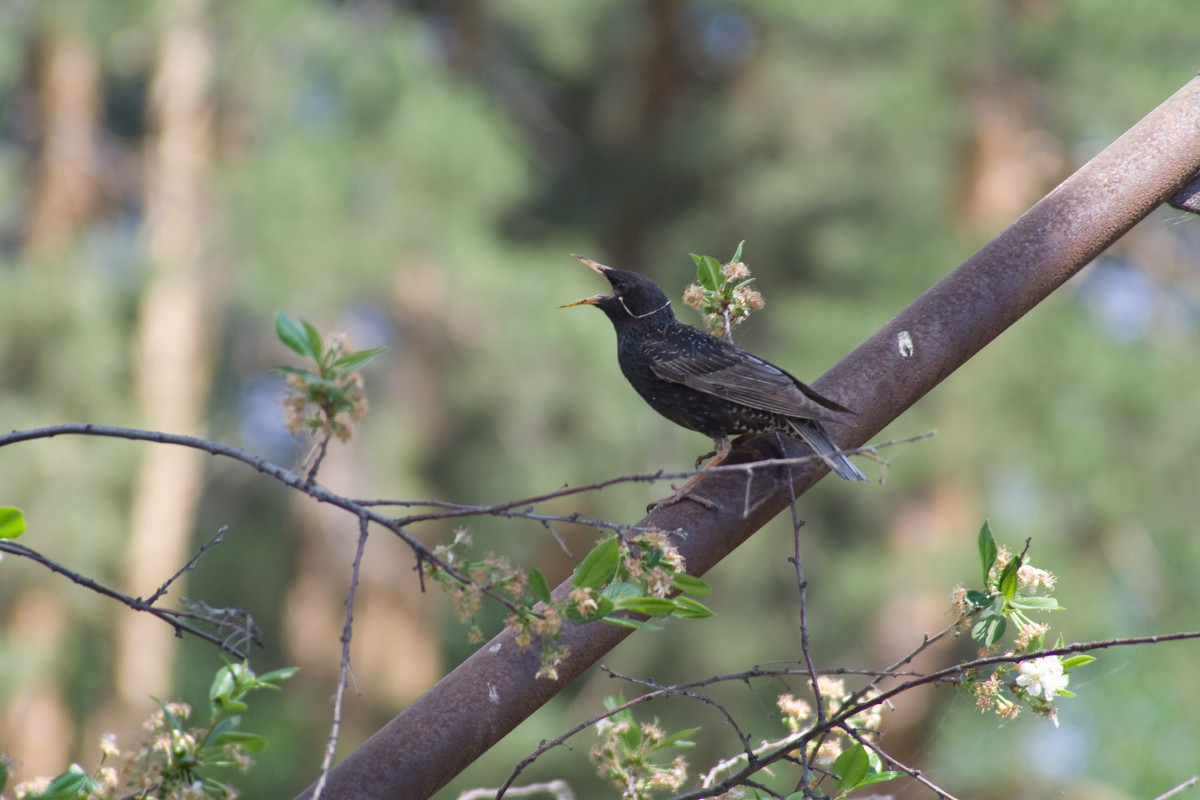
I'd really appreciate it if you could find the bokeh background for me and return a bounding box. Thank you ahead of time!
[2,2,1200,798]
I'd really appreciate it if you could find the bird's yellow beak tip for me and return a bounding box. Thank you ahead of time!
[571,253,610,275]
[558,295,602,309]
[562,253,611,308]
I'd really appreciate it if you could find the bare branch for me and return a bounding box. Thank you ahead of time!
[312,511,371,800]
[145,525,228,606]
[1152,776,1200,800]
[0,538,254,655]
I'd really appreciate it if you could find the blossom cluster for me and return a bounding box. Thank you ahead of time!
[590,710,689,798]
[683,255,765,339]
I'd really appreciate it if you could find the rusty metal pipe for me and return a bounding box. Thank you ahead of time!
[296,73,1200,800]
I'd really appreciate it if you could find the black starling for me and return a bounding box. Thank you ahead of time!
[561,254,867,505]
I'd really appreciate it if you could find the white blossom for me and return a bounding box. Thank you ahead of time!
[1015,656,1068,701]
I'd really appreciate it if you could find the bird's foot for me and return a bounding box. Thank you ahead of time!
[696,435,757,467]
[647,484,717,513]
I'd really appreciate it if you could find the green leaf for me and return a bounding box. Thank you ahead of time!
[978,521,998,585]
[997,554,1021,602]
[529,568,553,604]
[215,697,249,713]
[258,666,300,684]
[272,365,317,378]
[1009,596,1060,611]
[329,346,390,376]
[0,507,25,539]
[657,727,701,748]
[971,613,1007,647]
[833,744,870,794]
[275,311,320,360]
[601,615,661,630]
[691,254,722,291]
[671,572,712,597]
[601,581,643,603]
[303,320,324,363]
[205,715,238,747]
[832,743,900,798]
[668,596,713,618]
[209,665,237,704]
[964,589,991,609]
[23,764,97,799]
[730,240,745,264]
[620,718,643,749]
[214,731,269,754]
[155,697,185,731]
[1061,655,1096,670]
[572,537,620,589]
[645,547,667,570]
[615,597,679,616]
[854,771,904,790]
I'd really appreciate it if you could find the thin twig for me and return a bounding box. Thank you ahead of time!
[457,780,575,800]
[602,668,754,751]
[353,431,937,519]
[0,539,249,655]
[303,433,333,487]
[844,725,961,800]
[495,691,662,798]
[779,436,824,794]
[146,525,229,606]
[0,423,537,618]
[1152,776,1199,800]
[312,511,370,800]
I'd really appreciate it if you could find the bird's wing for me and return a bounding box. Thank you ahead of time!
[645,329,853,422]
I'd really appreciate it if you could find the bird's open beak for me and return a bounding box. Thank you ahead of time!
[558,254,613,308]
[559,295,602,308]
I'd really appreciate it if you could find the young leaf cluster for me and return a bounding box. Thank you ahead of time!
[589,694,696,800]
[829,744,902,799]
[10,661,296,800]
[430,530,712,681]
[954,522,1095,722]
[964,521,1059,651]
[682,241,764,341]
[560,532,712,631]
[273,311,388,443]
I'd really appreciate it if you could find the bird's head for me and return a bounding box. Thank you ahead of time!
[559,254,675,325]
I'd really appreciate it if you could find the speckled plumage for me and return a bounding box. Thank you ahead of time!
[562,255,867,490]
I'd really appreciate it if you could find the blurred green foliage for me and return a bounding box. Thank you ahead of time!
[2,2,1200,799]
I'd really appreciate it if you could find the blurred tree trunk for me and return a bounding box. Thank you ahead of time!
[957,76,1065,231]
[2,23,103,777]
[22,27,101,259]
[955,0,1065,232]
[2,590,74,779]
[114,0,217,704]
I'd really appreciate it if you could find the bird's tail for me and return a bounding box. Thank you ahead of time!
[786,419,868,482]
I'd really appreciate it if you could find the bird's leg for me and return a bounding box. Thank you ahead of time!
[651,437,732,511]
[693,434,757,468]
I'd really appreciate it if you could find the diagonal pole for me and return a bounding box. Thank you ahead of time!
[296,72,1200,800]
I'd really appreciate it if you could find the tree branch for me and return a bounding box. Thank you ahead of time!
[293,73,1200,800]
